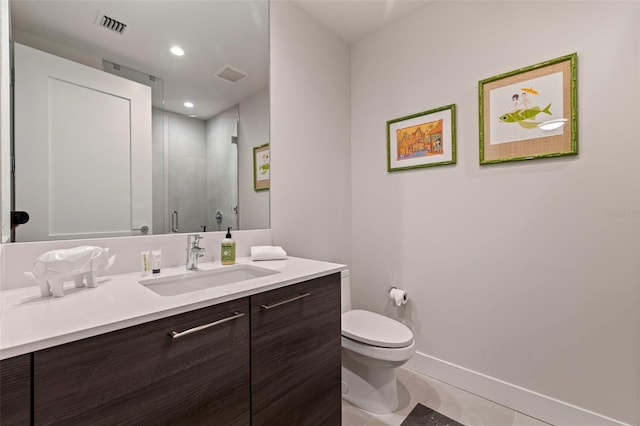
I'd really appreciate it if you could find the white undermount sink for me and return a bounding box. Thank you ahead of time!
[139,264,280,296]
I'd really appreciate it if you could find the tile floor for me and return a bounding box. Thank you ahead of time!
[342,367,552,426]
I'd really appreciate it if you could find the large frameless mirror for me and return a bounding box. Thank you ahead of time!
[6,0,269,242]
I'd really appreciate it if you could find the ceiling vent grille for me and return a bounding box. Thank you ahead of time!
[95,12,127,35]
[215,65,248,84]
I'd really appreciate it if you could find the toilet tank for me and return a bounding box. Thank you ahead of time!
[341,269,351,313]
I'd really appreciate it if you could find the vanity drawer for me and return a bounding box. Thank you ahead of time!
[250,273,341,425]
[33,298,250,426]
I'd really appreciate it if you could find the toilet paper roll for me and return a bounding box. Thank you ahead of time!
[389,288,408,307]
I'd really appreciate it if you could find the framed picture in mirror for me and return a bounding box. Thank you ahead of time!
[254,143,270,191]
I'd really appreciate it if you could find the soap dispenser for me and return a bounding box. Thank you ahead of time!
[221,227,236,265]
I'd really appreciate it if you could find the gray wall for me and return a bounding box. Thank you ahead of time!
[152,108,241,235]
[206,106,238,233]
[239,89,270,230]
[271,1,639,425]
[151,108,165,234]
[168,113,207,234]
[270,1,351,266]
[350,2,638,424]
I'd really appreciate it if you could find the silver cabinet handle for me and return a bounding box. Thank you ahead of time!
[172,211,179,232]
[169,311,245,339]
[260,292,311,310]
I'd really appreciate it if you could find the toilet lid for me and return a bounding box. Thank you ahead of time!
[341,309,413,348]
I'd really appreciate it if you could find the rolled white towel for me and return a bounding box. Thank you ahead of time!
[251,246,287,261]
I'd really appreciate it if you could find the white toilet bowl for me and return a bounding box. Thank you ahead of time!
[340,271,415,414]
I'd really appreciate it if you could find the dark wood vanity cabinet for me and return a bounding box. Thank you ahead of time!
[251,273,341,425]
[33,298,250,425]
[0,353,31,425]
[2,273,341,425]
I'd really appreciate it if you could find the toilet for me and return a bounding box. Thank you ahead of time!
[340,270,415,414]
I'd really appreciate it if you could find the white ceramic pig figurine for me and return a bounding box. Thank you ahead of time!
[25,246,116,297]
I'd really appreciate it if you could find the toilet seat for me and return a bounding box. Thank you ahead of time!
[342,335,416,363]
[341,309,413,348]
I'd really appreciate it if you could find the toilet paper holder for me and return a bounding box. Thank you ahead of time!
[388,286,408,306]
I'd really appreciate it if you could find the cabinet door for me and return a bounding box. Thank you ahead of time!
[251,273,341,425]
[34,298,250,425]
[0,354,31,425]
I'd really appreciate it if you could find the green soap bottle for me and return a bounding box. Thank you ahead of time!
[221,227,236,265]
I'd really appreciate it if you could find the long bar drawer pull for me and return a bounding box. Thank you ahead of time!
[169,311,245,339]
[260,292,311,310]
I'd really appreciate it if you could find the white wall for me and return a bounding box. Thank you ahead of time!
[270,1,351,265]
[350,1,639,425]
[238,88,269,230]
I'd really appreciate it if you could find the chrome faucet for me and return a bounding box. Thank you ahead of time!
[186,234,206,270]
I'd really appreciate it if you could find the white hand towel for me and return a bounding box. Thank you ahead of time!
[251,246,287,261]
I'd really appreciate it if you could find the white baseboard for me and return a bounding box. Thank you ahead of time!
[405,351,632,426]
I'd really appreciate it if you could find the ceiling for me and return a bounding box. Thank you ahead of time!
[10,0,431,118]
[10,0,269,119]
[294,0,435,44]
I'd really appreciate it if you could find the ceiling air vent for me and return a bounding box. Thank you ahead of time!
[95,12,127,35]
[215,65,248,84]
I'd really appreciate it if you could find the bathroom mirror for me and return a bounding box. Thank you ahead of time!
[6,0,269,242]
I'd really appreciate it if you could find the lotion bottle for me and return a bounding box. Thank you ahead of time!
[141,251,151,276]
[151,249,162,274]
[221,227,236,265]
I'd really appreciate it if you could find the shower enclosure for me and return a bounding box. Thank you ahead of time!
[164,110,238,234]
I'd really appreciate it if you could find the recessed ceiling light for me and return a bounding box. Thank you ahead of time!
[184,102,194,108]
[170,46,184,56]
[189,115,196,118]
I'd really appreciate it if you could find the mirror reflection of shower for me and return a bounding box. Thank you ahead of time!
[166,110,238,234]
[215,210,223,231]
[105,62,239,235]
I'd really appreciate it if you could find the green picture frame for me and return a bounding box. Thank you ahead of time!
[253,143,269,191]
[479,53,578,165]
[387,104,456,172]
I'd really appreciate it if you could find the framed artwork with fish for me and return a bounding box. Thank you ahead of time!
[253,143,270,191]
[387,104,456,172]
[479,53,577,165]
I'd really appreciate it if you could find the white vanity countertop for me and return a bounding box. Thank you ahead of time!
[0,256,346,360]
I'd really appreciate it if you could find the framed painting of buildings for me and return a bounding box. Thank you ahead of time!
[479,53,577,165]
[387,104,456,172]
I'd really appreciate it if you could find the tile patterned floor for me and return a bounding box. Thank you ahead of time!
[342,367,552,426]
